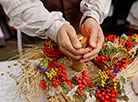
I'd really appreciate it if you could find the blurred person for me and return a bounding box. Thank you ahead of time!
[127,0,138,27]
[0,0,111,62]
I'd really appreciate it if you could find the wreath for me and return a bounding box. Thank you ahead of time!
[10,34,138,102]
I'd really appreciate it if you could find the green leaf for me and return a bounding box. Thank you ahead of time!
[120,76,126,84]
[89,87,96,95]
[41,58,49,68]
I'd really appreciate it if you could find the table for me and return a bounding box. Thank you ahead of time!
[0,60,138,102]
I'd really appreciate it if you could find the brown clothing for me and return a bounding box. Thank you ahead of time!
[41,0,82,33]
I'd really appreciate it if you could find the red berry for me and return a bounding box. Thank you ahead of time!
[43,86,47,90]
[79,87,83,91]
[79,76,83,80]
[101,92,105,96]
[101,97,105,101]
[107,89,110,92]
[105,95,109,99]
[78,80,82,84]
[83,70,87,74]
[85,74,89,78]
[79,93,83,96]
[97,90,100,94]
[84,77,88,80]
[111,94,115,98]
[115,93,118,97]
[41,84,44,88]
[115,90,118,93]
[98,94,102,98]
[112,91,115,94]
[79,84,82,88]
[82,85,86,89]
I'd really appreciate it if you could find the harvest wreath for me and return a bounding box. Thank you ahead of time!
[10,34,138,102]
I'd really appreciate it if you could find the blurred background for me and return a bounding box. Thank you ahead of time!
[0,0,138,61]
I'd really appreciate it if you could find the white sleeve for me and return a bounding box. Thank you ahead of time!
[0,0,69,42]
[80,0,111,24]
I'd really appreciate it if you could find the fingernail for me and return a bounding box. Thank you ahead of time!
[91,42,96,47]
[83,55,88,59]
[75,42,82,48]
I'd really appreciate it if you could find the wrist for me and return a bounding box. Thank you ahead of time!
[80,15,98,27]
[81,16,91,25]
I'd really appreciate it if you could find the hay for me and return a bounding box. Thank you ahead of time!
[57,56,98,81]
[117,56,138,79]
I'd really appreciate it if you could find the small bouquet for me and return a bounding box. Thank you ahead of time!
[10,34,138,102]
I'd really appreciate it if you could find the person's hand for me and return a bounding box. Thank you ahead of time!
[57,23,92,60]
[80,17,104,62]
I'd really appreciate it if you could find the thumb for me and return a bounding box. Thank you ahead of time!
[67,28,82,49]
[89,29,98,48]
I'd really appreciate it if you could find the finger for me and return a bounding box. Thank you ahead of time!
[81,24,91,38]
[66,26,82,49]
[89,27,98,48]
[80,54,98,62]
[60,46,82,60]
[62,35,92,55]
[83,30,104,59]
[60,29,92,55]
[64,42,92,55]
[99,28,104,43]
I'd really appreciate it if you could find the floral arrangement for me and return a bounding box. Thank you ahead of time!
[10,34,138,102]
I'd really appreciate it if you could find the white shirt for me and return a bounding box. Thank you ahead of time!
[0,0,111,42]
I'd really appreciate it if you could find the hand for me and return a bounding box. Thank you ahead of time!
[57,23,92,60]
[80,17,104,62]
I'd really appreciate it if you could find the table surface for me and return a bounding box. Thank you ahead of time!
[0,60,138,102]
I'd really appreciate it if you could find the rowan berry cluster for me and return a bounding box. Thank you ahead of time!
[39,80,47,90]
[97,87,119,102]
[48,62,67,87]
[75,70,94,96]
[105,35,119,43]
[43,40,62,60]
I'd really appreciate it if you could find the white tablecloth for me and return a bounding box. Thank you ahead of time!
[0,60,46,102]
[0,60,24,102]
